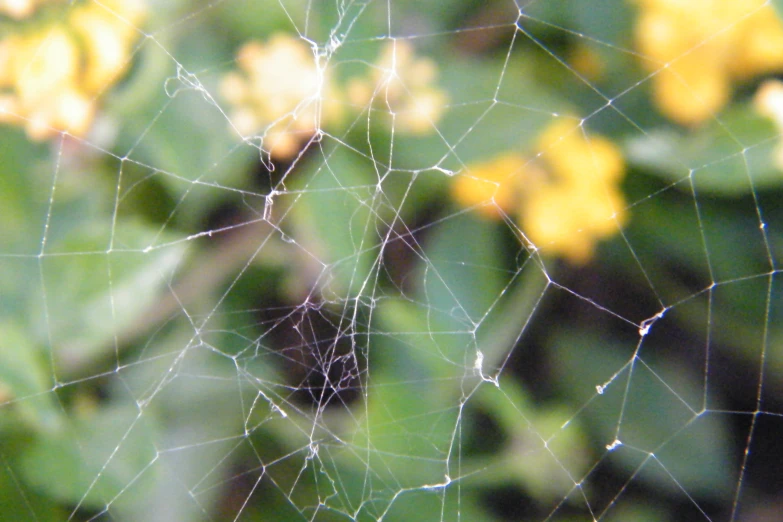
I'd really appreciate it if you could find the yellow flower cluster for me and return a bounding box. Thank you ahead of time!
[221,35,447,160]
[0,0,145,140]
[347,40,448,135]
[220,34,338,160]
[634,0,783,126]
[452,120,627,264]
[0,0,62,19]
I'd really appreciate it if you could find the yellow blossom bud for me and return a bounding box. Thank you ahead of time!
[731,10,783,78]
[220,34,445,158]
[634,0,783,126]
[535,121,624,186]
[522,185,597,263]
[70,4,138,92]
[370,40,447,134]
[653,62,729,126]
[0,0,35,19]
[220,34,336,159]
[520,182,626,264]
[567,44,605,82]
[396,87,448,135]
[1,0,67,19]
[452,120,628,263]
[346,77,372,108]
[0,0,145,140]
[451,154,525,218]
[12,29,79,106]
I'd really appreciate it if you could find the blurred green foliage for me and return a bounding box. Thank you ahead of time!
[1,1,782,521]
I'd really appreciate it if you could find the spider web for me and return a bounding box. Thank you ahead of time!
[1,1,782,521]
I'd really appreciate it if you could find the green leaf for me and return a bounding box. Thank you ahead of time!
[350,215,544,485]
[0,461,64,522]
[772,0,783,20]
[0,128,51,254]
[370,212,546,388]
[0,323,63,434]
[469,377,592,503]
[35,220,187,376]
[626,106,782,195]
[114,42,253,223]
[415,212,508,326]
[17,404,157,512]
[352,297,472,484]
[355,358,459,485]
[550,327,734,499]
[390,55,560,174]
[288,145,380,299]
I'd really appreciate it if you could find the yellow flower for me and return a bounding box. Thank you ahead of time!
[347,40,447,135]
[10,28,79,106]
[451,120,627,264]
[70,0,146,93]
[634,0,783,126]
[730,7,783,78]
[567,44,606,82]
[536,121,624,186]
[451,154,526,218]
[0,0,145,140]
[221,36,446,159]
[2,28,94,139]
[221,34,340,160]
[0,0,62,19]
[520,181,626,264]
[523,121,627,263]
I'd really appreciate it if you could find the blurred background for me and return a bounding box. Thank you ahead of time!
[1,0,783,520]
